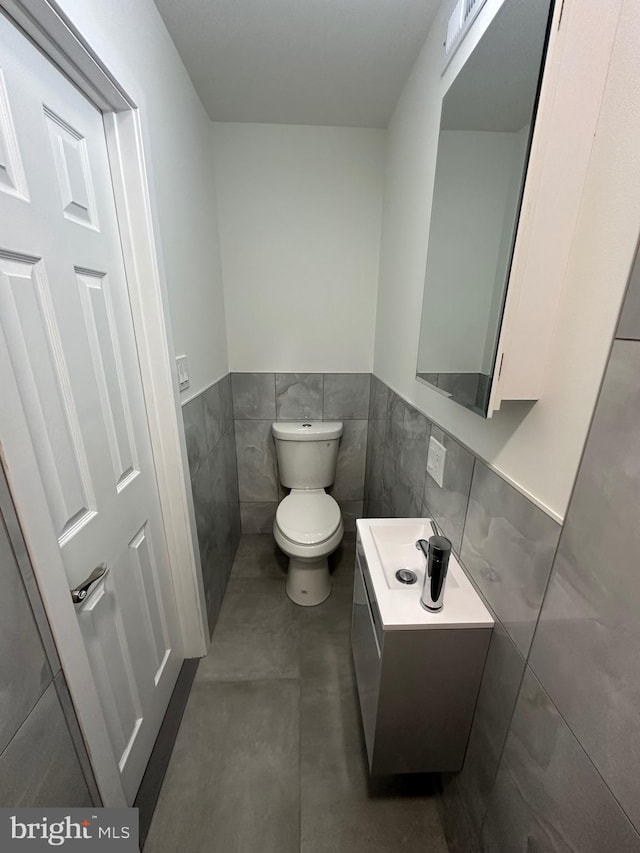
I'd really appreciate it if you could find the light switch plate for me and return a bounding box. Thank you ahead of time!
[427,436,447,488]
[176,355,190,391]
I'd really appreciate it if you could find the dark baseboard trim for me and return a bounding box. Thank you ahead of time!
[135,658,200,848]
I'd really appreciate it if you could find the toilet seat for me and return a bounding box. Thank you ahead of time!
[275,489,341,546]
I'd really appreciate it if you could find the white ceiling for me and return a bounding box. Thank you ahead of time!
[153,0,442,127]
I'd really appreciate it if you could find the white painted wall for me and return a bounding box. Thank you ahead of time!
[212,123,385,372]
[54,0,229,399]
[374,0,640,521]
[418,130,518,375]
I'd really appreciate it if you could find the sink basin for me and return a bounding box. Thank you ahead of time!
[370,521,458,591]
[356,517,493,630]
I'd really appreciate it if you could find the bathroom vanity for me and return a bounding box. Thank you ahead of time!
[351,519,493,774]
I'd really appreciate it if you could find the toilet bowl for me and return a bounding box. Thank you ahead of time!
[274,489,344,605]
[272,421,344,606]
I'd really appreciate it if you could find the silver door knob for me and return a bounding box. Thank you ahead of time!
[70,563,109,604]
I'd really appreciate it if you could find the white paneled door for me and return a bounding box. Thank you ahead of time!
[0,14,182,803]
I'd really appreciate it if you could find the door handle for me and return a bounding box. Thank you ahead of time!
[70,563,109,604]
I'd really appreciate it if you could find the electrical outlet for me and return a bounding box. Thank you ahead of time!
[427,436,447,488]
[176,355,190,391]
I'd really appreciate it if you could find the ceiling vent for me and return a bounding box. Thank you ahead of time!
[444,0,489,65]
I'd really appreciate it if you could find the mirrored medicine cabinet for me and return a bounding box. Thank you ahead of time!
[416,0,554,417]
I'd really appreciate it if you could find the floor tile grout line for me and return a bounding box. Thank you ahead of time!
[194,675,301,687]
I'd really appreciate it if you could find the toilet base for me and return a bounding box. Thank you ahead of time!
[285,556,331,606]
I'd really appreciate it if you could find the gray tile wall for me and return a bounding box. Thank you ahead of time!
[0,471,97,807]
[480,669,640,852]
[364,361,640,850]
[182,374,241,634]
[523,246,640,842]
[232,373,370,534]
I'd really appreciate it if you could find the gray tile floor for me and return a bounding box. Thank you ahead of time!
[145,533,448,853]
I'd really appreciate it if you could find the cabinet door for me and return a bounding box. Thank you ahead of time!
[351,553,382,770]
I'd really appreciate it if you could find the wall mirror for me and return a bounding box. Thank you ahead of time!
[416,0,554,416]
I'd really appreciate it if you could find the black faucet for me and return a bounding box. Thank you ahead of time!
[416,534,452,612]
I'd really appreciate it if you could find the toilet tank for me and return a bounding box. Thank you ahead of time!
[272,422,343,489]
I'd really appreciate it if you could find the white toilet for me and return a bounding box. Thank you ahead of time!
[272,421,344,606]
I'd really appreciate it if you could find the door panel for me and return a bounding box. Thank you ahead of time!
[76,268,139,492]
[0,13,182,802]
[80,575,144,768]
[45,106,99,229]
[128,524,172,683]
[0,69,28,199]
[0,251,96,540]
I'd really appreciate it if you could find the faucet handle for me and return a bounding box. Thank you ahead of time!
[415,537,430,557]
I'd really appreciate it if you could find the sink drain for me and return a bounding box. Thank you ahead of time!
[395,569,417,585]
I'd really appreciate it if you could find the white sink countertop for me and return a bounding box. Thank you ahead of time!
[356,518,494,630]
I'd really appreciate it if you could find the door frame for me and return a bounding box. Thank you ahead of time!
[0,0,209,805]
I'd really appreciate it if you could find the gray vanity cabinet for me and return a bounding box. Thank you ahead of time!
[351,539,491,774]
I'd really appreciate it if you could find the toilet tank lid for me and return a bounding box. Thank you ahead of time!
[272,421,343,441]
